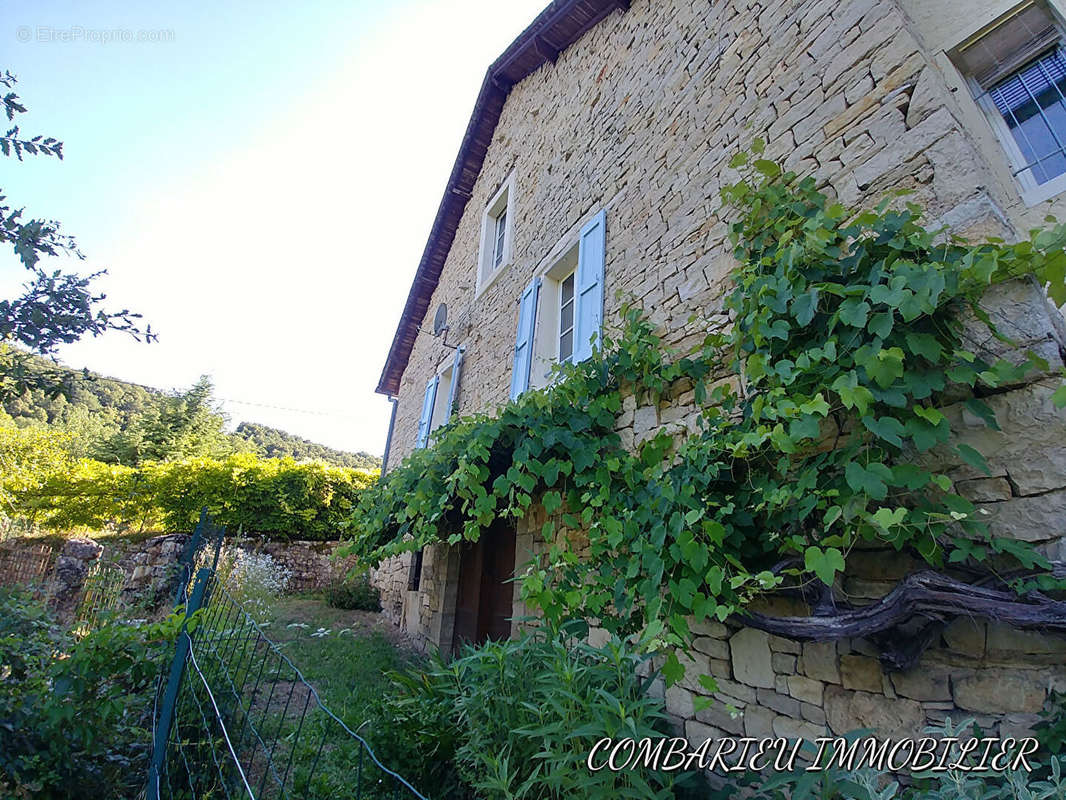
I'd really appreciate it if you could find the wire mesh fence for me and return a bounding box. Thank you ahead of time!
[74,558,127,630]
[148,513,427,800]
[172,509,227,608]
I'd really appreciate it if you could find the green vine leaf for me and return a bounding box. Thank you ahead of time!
[838,298,871,328]
[844,461,891,500]
[804,546,846,586]
[661,651,684,687]
[956,443,992,476]
[862,415,905,448]
[964,398,1000,431]
[1054,383,1066,409]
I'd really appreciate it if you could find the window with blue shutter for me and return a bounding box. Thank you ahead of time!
[510,278,541,400]
[415,375,439,449]
[573,209,606,363]
[444,345,464,423]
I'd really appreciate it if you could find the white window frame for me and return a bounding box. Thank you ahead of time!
[425,354,461,444]
[475,173,515,297]
[960,2,1066,205]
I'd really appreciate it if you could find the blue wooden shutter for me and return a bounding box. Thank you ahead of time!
[444,346,464,423]
[510,278,541,401]
[415,375,439,449]
[574,209,606,363]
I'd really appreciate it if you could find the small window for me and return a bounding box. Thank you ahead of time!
[477,174,515,295]
[558,271,576,364]
[408,549,424,591]
[428,365,456,433]
[527,244,578,389]
[509,208,605,398]
[511,209,605,399]
[958,2,1066,203]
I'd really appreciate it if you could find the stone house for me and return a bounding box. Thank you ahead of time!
[373,0,1066,744]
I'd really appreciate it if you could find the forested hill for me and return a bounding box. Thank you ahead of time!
[233,422,380,469]
[2,352,381,469]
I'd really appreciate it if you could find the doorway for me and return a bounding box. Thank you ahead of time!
[452,520,516,650]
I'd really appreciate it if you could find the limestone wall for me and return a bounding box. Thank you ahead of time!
[602,278,1066,747]
[232,538,357,594]
[0,533,355,608]
[372,545,459,653]
[385,0,1066,471]
[657,615,1064,752]
[373,0,1066,750]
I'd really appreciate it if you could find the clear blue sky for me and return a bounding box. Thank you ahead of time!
[1,0,547,456]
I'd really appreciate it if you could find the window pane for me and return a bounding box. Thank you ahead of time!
[561,273,575,305]
[493,209,507,267]
[559,329,573,362]
[991,49,1066,184]
[560,299,574,333]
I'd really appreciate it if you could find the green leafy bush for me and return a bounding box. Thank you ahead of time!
[1035,691,1066,771]
[0,586,181,799]
[371,631,694,800]
[8,451,377,539]
[326,574,381,611]
[0,411,71,521]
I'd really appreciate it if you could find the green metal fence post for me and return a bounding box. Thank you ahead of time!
[147,566,211,800]
[171,508,208,607]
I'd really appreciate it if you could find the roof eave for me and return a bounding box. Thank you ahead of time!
[375,0,629,396]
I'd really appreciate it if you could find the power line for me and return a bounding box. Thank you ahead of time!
[217,396,368,421]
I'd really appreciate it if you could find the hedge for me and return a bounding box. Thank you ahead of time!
[13,452,377,540]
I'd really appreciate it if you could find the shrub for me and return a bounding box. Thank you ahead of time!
[0,586,181,799]
[326,574,381,611]
[370,631,694,800]
[10,451,378,539]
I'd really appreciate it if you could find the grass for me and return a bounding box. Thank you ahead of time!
[266,595,423,729]
[254,595,430,799]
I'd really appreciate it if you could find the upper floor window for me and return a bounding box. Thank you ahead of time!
[510,210,606,400]
[476,174,515,295]
[416,345,465,449]
[957,1,1066,203]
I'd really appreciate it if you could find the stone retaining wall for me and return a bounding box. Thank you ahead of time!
[0,534,352,610]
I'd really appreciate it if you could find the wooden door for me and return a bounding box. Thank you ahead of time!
[452,521,516,650]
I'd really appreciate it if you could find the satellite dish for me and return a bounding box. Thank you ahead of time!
[432,303,449,337]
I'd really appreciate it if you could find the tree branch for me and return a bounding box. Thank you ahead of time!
[735,570,1066,670]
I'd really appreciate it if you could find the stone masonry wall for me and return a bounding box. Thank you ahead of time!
[374,0,1066,755]
[0,534,354,609]
[386,0,1066,472]
[533,278,1065,753]
[234,538,357,594]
